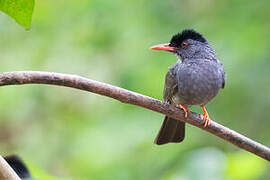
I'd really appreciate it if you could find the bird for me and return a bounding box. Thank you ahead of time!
[4,155,32,179]
[150,29,225,145]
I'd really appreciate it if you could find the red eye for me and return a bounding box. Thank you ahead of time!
[181,41,188,48]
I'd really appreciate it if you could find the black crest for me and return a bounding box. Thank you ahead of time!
[169,29,207,47]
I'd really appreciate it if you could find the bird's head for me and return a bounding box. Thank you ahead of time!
[150,29,216,62]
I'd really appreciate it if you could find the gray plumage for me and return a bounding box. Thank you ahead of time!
[153,29,225,145]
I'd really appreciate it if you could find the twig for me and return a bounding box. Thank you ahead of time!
[0,156,21,180]
[0,71,269,161]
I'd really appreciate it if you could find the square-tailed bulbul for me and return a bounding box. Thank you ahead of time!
[150,29,225,145]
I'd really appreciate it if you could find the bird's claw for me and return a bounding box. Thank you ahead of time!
[179,104,190,118]
[203,114,210,127]
[201,105,211,127]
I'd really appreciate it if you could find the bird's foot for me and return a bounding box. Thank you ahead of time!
[201,105,210,127]
[178,104,190,118]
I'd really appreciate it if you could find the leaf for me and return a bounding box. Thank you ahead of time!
[0,0,35,29]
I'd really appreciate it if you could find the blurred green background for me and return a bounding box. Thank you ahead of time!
[0,0,269,179]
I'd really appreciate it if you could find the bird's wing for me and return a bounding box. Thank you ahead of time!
[220,65,226,89]
[155,68,185,145]
[163,69,178,104]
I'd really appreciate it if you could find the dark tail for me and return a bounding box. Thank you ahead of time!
[4,155,32,179]
[154,116,185,145]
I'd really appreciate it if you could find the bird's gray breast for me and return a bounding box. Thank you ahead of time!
[173,60,223,106]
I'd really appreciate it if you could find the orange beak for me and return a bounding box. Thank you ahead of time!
[150,43,175,52]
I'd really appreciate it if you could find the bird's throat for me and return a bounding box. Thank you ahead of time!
[175,54,183,62]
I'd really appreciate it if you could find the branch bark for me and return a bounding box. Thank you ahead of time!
[0,156,21,180]
[0,71,269,161]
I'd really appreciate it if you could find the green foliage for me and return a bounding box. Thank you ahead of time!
[26,161,58,180]
[0,0,34,28]
[227,152,267,180]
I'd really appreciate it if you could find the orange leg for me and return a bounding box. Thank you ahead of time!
[178,104,190,118]
[201,105,210,127]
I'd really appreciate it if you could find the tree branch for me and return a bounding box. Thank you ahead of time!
[0,156,21,180]
[0,71,269,161]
